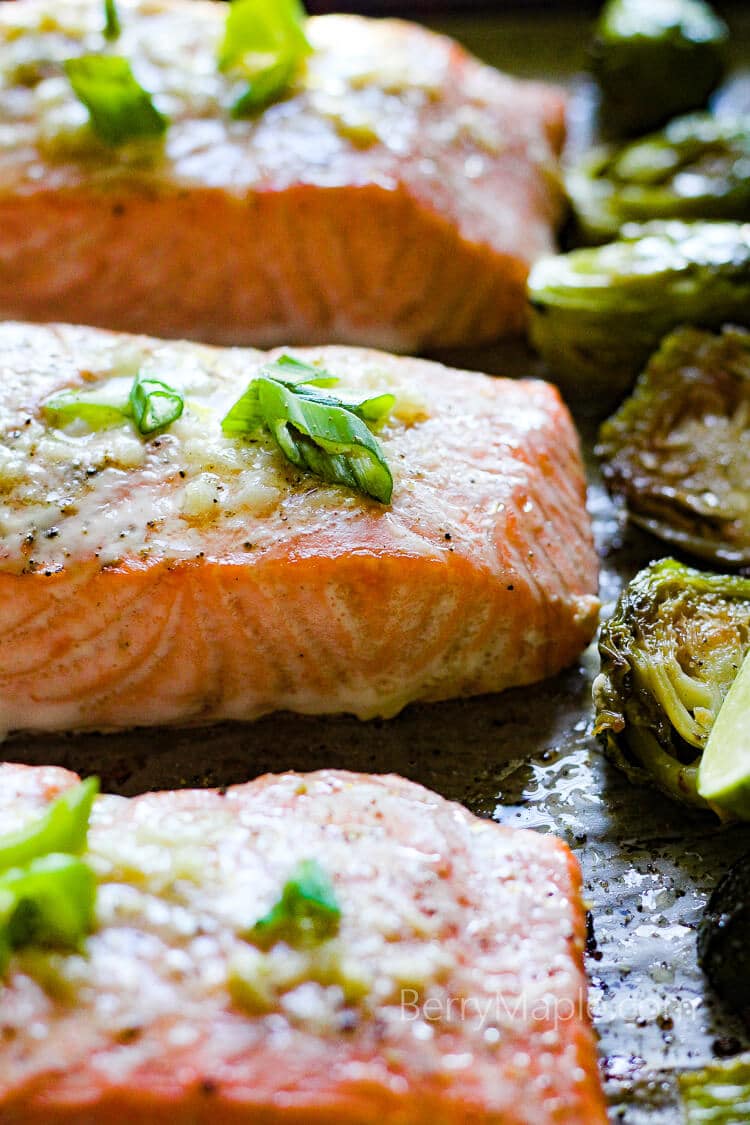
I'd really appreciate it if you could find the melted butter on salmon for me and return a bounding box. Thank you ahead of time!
[0,764,608,1123]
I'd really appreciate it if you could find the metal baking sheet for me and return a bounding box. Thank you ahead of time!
[5,9,750,1121]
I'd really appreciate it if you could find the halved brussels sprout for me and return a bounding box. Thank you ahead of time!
[591,0,728,137]
[568,115,750,244]
[593,558,750,812]
[527,221,750,404]
[597,326,750,565]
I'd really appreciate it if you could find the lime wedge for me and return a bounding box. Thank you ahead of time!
[698,648,750,818]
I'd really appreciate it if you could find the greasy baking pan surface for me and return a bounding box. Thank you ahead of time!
[6,7,750,1121]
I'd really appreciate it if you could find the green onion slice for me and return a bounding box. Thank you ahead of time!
[65,55,167,146]
[222,356,394,504]
[41,388,130,431]
[0,855,96,973]
[104,0,121,40]
[218,0,311,115]
[129,373,184,434]
[43,374,184,436]
[0,778,99,876]
[220,355,337,434]
[231,58,298,117]
[246,859,341,950]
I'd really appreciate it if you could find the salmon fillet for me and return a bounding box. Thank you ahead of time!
[0,763,607,1124]
[0,322,598,732]
[0,0,566,351]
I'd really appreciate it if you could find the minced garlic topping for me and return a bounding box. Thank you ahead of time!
[0,767,591,1108]
[7,774,460,1037]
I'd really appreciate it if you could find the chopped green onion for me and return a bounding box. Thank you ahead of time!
[221,355,337,435]
[0,779,99,876]
[246,859,341,950]
[104,0,121,40]
[222,356,394,504]
[43,374,184,436]
[42,389,129,431]
[65,56,167,146]
[218,0,311,115]
[0,781,99,975]
[0,855,96,973]
[231,59,297,117]
[270,355,339,385]
[129,373,184,434]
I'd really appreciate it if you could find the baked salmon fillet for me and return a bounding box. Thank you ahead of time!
[0,763,607,1124]
[0,0,566,351]
[0,322,599,733]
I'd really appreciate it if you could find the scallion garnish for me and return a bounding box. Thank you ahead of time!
[246,859,341,950]
[41,389,130,431]
[129,373,184,434]
[0,779,99,974]
[222,356,394,504]
[104,0,121,41]
[65,55,167,146]
[218,0,311,116]
[0,855,96,972]
[43,374,184,436]
[0,778,99,875]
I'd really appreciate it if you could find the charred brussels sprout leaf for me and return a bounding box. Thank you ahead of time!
[593,558,750,813]
[597,326,750,566]
[698,854,750,1027]
[680,1054,750,1122]
[568,115,750,244]
[591,0,728,137]
[527,221,750,405]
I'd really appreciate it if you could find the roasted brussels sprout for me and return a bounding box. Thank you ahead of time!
[568,115,750,244]
[593,558,750,812]
[597,326,750,566]
[698,853,750,1025]
[591,0,728,137]
[527,221,750,404]
[680,1055,750,1123]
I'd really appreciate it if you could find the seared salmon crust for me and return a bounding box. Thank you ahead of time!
[0,0,566,351]
[0,764,608,1123]
[0,323,598,733]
